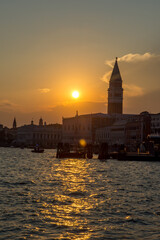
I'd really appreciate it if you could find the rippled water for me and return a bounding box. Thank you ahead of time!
[0,147,160,239]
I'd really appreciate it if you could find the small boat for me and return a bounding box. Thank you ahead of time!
[57,151,85,159]
[117,152,160,161]
[31,146,44,153]
[32,149,44,153]
[98,143,109,160]
[56,142,92,159]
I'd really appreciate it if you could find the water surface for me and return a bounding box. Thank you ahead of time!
[0,148,160,239]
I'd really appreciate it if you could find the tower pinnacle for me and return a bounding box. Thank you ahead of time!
[108,58,123,114]
[13,117,17,129]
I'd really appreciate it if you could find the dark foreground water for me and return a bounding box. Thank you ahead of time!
[0,148,160,240]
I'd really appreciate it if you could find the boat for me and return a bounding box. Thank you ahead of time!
[31,146,44,153]
[98,143,109,160]
[116,139,160,161]
[56,142,92,159]
[32,149,44,153]
[57,151,85,159]
[117,152,160,161]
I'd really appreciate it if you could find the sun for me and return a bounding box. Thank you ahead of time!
[72,90,79,99]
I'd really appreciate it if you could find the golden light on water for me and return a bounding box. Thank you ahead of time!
[39,159,93,239]
[26,157,115,239]
[72,90,79,99]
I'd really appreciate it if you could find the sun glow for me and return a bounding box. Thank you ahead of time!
[72,90,79,99]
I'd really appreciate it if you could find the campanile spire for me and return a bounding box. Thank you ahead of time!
[108,58,123,114]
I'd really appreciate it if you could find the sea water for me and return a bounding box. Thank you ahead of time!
[0,147,160,239]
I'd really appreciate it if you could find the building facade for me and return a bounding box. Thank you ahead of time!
[62,113,115,144]
[151,113,160,134]
[16,120,62,148]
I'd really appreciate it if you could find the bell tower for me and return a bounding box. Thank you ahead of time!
[108,57,123,114]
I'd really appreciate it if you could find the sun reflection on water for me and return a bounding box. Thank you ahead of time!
[40,159,95,239]
[24,156,119,239]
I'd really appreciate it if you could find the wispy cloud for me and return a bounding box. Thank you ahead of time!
[0,100,22,112]
[38,88,51,93]
[101,70,112,83]
[105,52,158,67]
[0,100,16,108]
[124,84,144,97]
[102,52,151,96]
[118,52,156,62]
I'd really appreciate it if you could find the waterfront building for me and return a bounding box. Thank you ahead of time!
[63,112,138,145]
[151,113,160,134]
[0,124,3,131]
[0,125,15,147]
[124,112,151,151]
[62,112,114,144]
[139,111,151,141]
[0,124,4,146]
[95,119,128,146]
[110,120,127,145]
[95,126,111,144]
[95,112,151,150]
[95,120,127,146]
[125,118,142,151]
[16,119,62,148]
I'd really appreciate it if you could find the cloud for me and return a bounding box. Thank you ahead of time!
[38,88,51,93]
[0,100,22,113]
[101,70,112,83]
[118,52,156,63]
[105,52,160,68]
[102,52,160,95]
[124,84,144,97]
[0,100,16,108]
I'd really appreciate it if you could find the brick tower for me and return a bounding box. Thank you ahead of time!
[108,57,123,114]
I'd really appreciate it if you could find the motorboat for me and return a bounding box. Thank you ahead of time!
[31,146,44,153]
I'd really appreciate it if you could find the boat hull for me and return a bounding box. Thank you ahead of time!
[57,152,85,159]
[118,153,160,161]
[31,149,44,153]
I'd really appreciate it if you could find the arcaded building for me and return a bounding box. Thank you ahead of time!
[62,113,114,144]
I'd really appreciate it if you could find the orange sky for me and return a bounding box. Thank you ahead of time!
[0,1,160,127]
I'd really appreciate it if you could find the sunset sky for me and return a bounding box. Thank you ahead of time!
[0,0,160,127]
